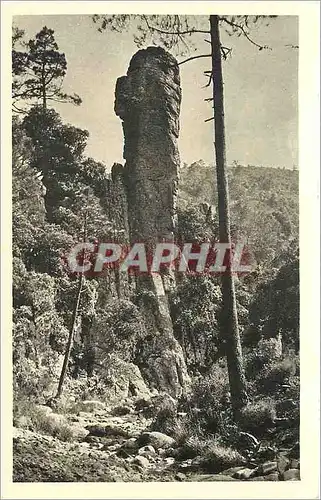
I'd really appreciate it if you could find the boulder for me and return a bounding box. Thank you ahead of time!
[34,405,53,417]
[290,459,300,469]
[135,398,153,413]
[221,466,247,476]
[175,472,186,482]
[138,445,156,456]
[98,355,151,403]
[85,425,107,437]
[133,455,149,468]
[258,461,278,475]
[104,425,129,438]
[164,457,175,466]
[283,468,300,481]
[199,474,237,481]
[122,438,138,451]
[233,468,257,480]
[277,455,290,474]
[137,431,176,450]
[112,404,133,416]
[264,473,279,481]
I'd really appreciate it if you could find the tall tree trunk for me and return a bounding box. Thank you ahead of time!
[210,15,248,414]
[42,83,47,109]
[56,206,88,398]
[41,63,47,109]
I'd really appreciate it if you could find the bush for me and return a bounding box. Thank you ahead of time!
[258,358,296,394]
[176,435,211,459]
[150,395,178,436]
[183,364,230,435]
[201,441,246,473]
[245,337,283,380]
[14,401,75,442]
[239,399,276,434]
[92,300,147,364]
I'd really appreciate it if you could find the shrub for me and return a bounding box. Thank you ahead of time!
[176,435,211,459]
[259,358,296,394]
[239,399,276,433]
[150,395,178,436]
[245,337,283,380]
[92,300,147,364]
[184,364,230,436]
[14,401,75,442]
[201,441,246,473]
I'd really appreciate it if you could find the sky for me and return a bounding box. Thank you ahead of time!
[14,15,298,170]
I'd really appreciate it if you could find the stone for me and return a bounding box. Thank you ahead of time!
[283,468,300,481]
[165,447,177,457]
[290,459,300,469]
[264,473,279,481]
[112,405,133,416]
[258,461,278,475]
[34,405,53,417]
[150,393,177,412]
[101,438,119,451]
[134,398,153,412]
[77,400,105,413]
[133,455,149,468]
[178,457,202,472]
[221,466,247,476]
[69,424,89,441]
[175,472,186,482]
[250,473,279,481]
[164,457,175,466]
[137,431,175,450]
[277,455,290,474]
[138,445,156,456]
[114,46,190,398]
[84,435,102,444]
[105,425,129,438]
[233,468,257,480]
[178,459,192,471]
[256,446,277,461]
[85,425,108,437]
[90,354,151,404]
[199,474,237,481]
[122,438,138,451]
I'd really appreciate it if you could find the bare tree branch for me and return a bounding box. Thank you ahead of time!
[177,54,211,66]
[142,15,210,35]
[221,46,233,60]
[202,73,212,88]
[220,16,271,50]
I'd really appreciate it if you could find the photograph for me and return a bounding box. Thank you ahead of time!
[1,3,319,496]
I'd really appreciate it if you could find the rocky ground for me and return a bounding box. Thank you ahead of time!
[13,397,300,483]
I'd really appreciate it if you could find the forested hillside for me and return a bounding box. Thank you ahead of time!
[179,160,299,265]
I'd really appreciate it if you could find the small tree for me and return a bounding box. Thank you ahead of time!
[12,26,81,111]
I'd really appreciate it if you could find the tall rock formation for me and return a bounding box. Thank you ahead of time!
[114,46,189,397]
